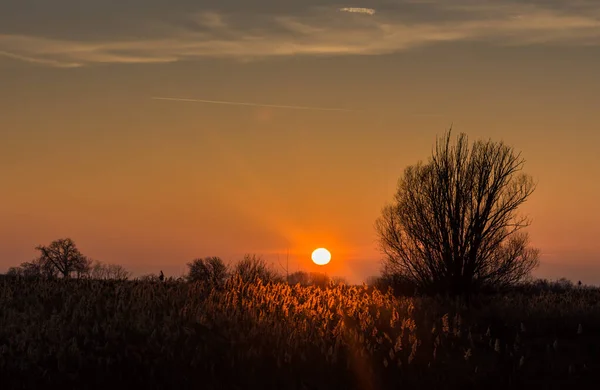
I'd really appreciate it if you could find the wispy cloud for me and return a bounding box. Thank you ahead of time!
[1,1,600,67]
[151,97,358,112]
[0,50,82,68]
[339,7,376,15]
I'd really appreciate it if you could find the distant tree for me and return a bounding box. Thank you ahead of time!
[287,271,343,287]
[531,278,550,291]
[309,272,331,288]
[159,270,165,282]
[137,273,160,282]
[331,276,348,286]
[555,277,574,290]
[376,130,539,296]
[89,260,131,280]
[233,254,282,283]
[517,277,579,294]
[5,267,20,277]
[288,271,310,286]
[7,258,58,279]
[33,238,91,279]
[366,274,417,296]
[186,257,228,288]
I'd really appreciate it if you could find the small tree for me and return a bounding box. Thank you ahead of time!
[233,254,281,284]
[89,260,131,280]
[137,273,160,282]
[376,130,539,295]
[309,272,331,288]
[331,276,348,286]
[7,258,58,279]
[35,238,91,278]
[288,271,311,286]
[186,257,228,288]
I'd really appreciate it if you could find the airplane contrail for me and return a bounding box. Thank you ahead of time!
[339,7,376,15]
[151,97,358,112]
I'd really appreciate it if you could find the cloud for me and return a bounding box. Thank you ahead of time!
[339,7,376,15]
[0,50,82,68]
[1,1,600,67]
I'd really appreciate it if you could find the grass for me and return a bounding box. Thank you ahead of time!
[1,276,600,389]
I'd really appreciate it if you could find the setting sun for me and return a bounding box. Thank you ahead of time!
[311,248,331,265]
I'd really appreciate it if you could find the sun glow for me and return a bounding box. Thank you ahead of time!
[311,248,331,265]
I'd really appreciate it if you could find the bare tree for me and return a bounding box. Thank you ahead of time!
[233,254,282,284]
[186,257,229,288]
[35,238,91,279]
[89,260,131,280]
[375,129,539,295]
[7,258,58,279]
[136,273,160,282]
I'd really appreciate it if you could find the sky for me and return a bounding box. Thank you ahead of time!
[1,0,599,284]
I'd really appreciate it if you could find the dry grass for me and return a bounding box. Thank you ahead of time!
[1,276,599,389]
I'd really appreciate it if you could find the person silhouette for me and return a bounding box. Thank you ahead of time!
[159,270,164,282]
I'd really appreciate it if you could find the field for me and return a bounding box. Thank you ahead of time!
[1,276,600,389]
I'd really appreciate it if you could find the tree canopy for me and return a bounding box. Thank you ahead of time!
[375,130,539,295]
[34,238,91,278]
[186,257,228,288]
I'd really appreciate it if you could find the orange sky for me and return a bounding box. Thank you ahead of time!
[1,1,599,284]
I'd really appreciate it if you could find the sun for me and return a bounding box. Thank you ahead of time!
[311,248,331,266]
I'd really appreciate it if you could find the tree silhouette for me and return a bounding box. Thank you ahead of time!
[7,258,58,278]
[89,260,131,280]
[186,257,228,288]
[308,272,331,288]
[34,238,91,278]
[287,271,343,288]
[331,276,348,286]
[288,271,310,286]
[233,254,281,283]
[375,129,539,295]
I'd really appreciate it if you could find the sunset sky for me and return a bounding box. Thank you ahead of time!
[1,0,599,284]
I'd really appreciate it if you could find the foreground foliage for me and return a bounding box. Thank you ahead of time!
[0,277,599,389]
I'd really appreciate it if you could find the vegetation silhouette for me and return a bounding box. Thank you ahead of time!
[287,270,341,288]
[186,256,229,288]
[233,254,283,284]
[376,129,539,297]
[89,260,131,280]
[0,274,598,389]
[287,270,311,286]
[8,238,91,279]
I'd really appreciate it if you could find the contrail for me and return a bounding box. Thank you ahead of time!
[339,7,376,15]
[151,97,358,112]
